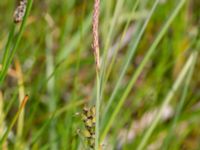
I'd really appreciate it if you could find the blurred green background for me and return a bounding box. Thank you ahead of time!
[0,0,199,149]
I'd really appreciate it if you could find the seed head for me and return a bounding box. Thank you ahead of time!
[13,0,27,23]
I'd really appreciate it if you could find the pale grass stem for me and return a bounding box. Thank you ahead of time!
[92,0,101,149]
[15,59,25,149]
[0,95,29,148]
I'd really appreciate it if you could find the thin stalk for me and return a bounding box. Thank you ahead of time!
[4,91,18,118]
[0,95,29,147]
[0,92,4,127]
[101,0,187,141]
[103,0,160,120]
[100,0,140,113]
[1,24,15,69]
[162,51,197,149]
[30,100,85,146]
[0,0,33,85]
[104,0,140,86]
[136,52,197,150]
[15,59,26,149]
[0,93,4,135]
[45,33,57,150]
[95,72,100,150]
[64,31,82,149]
[0,92,7,150]
[100,0,125,93]
[92,0,101,149]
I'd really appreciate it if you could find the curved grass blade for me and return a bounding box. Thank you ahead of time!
[136,51,197,150]
[0,95,29,147]
[162,52,197,149]
[102,0,160,122]
[101,0,187,142]
[0,0,33,85]
[101,0,160,141]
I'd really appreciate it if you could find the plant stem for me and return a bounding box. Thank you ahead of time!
[95,71,100,150]
[136,51,197,150]
[0,0,33,85]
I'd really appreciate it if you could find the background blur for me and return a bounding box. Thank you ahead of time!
[0,0,199,149]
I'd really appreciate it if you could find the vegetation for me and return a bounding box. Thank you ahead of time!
[0,0,199,149]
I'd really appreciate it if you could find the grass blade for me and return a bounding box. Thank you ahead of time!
[0,0,33,85]
[0,95,29,147]
[102,0,160,121]
[101,0,187,141]
[136,51,197,150]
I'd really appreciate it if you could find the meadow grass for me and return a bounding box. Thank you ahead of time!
[0,0,199,150]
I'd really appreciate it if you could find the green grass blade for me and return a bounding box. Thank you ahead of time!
[101,0,187,141]
[100,0,125,78]
[101,0,160,140]
[95,72,100,150]
[104,0,140,79]
[102,0,160,121]
[100,0,140,109]
[162,52,197,150]
[136,51,197,150]
[0,0,33,85]
[0,95,29,147]
[1,24,15,69]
